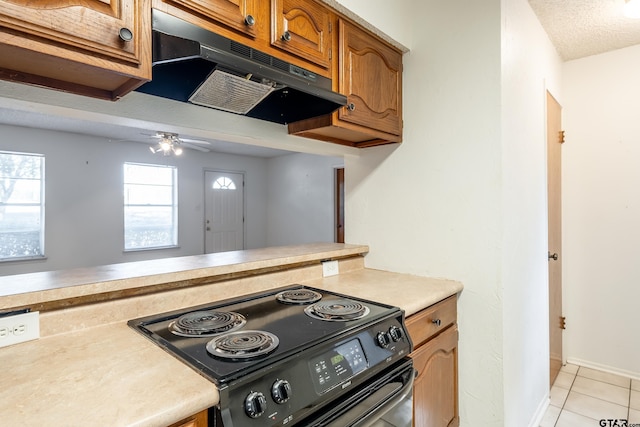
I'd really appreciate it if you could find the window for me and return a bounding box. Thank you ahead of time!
[123,163,177,250]
[0,151,45,261]
[212,176,237,190]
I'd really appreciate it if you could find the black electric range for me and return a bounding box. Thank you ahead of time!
[128,285,413,427]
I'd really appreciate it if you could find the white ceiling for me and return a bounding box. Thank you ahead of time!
[528,0,640,60]
[0,105,292,158]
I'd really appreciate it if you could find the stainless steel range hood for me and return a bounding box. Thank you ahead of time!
[135,10,347,125]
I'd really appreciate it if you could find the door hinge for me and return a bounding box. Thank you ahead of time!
[559,130,565,144]
[560,316,566,330]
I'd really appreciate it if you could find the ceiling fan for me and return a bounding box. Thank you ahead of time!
[130,132,210,156]
[145,132,211,155]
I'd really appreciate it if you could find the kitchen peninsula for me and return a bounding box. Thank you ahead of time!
[0,244,462,426]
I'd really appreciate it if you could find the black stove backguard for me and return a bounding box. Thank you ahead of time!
[128,285,413,427]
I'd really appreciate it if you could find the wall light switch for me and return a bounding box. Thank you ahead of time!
[322,260,339,277]
[0,311,39,348]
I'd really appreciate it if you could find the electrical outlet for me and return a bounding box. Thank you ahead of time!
[322,260,339,277]
[0,311,39,348]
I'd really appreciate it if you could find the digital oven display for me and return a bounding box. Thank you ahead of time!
[308,338,369,394]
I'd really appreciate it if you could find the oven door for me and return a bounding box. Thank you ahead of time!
[307,358,414,427]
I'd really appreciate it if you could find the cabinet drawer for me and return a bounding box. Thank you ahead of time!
[406,296,457,347]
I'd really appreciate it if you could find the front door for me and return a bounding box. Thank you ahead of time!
[204,170,244,253]
[547,91,564,387]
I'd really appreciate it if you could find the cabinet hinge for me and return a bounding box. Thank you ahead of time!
[329,47,332,61]
[329,22,332,33]
[559,130,565,144]
[560,316,566,330]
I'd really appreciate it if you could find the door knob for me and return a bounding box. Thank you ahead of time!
[548,252,558,261]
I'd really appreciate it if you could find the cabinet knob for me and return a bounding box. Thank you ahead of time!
[119,27,133,42]
[245,15,255,26]
[346,102,356,111]
[432,318,442,327]
[282,31,292,42]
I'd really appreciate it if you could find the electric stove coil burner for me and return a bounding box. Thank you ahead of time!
[206,330,279,360]
[275,288,323,304]
[168,310,246,337]
[304,299,370,321]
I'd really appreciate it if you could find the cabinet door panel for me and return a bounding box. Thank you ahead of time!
[338,20,401,136]
[165,0,258,37]
[271,0,331,69]
[0,0,142,65]
[411,326,459,427]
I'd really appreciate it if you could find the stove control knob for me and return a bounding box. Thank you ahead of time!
[376,331,390,348]
[271,379,292,404]
[389,326,404,342]
[245,391,267,418]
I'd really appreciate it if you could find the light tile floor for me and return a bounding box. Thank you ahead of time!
[541,364,640,427]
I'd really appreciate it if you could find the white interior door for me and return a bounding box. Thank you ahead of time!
[204,170,244,253]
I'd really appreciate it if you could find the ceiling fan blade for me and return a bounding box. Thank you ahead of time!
[182,142,210,152]
[178,137,211,146]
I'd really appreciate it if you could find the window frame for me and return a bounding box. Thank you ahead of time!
[0,150,45,262]
[123,162,178,252]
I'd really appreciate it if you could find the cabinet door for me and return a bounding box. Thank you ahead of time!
[0,0,143,67]
[165,0,259,38]
[167,409,208,427]
[338,19,402,137]
[411,326,459,427]
[271,0,331,69]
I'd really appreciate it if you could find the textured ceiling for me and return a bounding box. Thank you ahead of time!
[529,0,640,60]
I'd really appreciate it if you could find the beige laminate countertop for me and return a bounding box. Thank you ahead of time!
[0,251,462,427]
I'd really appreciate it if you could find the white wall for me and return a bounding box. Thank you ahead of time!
[562,45,640,378]
[342,0,561,425]
[0,124,272,275]
[501,0,563,425]
[0,124,340,276]
[266,153,343,246]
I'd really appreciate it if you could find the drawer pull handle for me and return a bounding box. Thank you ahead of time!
[432,319,442,327]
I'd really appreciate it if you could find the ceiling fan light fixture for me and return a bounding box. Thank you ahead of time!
[624,0,640,18]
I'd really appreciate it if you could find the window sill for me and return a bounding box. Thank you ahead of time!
[123,245,180,254]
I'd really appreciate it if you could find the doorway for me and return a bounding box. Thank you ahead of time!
[335,167,344,243]
[547,91,563,387]
[204,170,245,253]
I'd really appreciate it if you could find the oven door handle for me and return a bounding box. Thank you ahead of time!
[326,370,414,427]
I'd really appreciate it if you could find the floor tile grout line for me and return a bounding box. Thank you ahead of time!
[551,366,635,426]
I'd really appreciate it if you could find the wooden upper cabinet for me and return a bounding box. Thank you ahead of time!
[288,18,403,148]
[271,0,331,70]
[0,0,151,99]
[338,19,402,139]
[164,0,260,38]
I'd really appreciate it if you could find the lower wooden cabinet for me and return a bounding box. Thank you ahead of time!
[406,296,459,427]
[167,409,208,427]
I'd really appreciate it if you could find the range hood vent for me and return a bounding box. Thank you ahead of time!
[136,10,347,125]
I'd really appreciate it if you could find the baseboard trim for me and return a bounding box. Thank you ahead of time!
[527,394,550,427]
[566,357,640,381]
